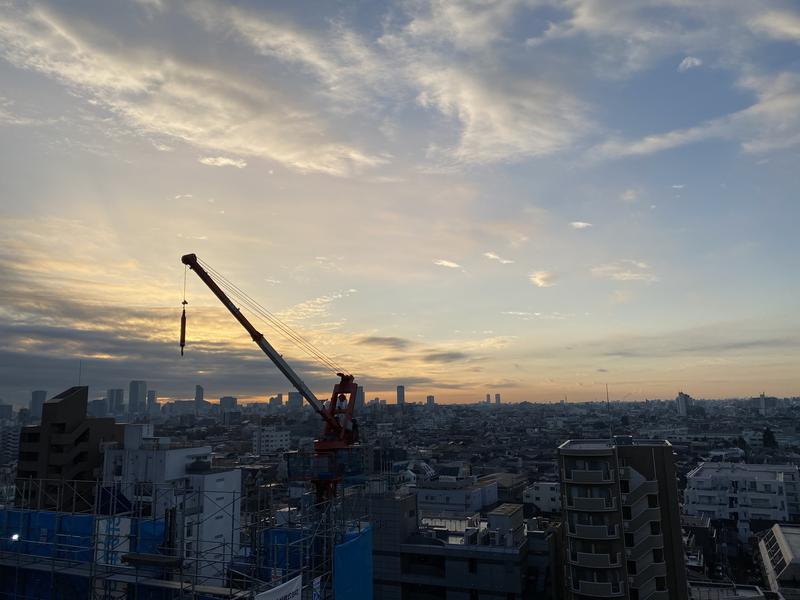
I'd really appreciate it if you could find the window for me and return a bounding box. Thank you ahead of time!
[627,560,637,575]
[647,494,659,508]
[625,533,634,547]
[622,506,631,520]
[655,577,666,591]
[469,558,477,574]
[650,521,661,535]
[653,548,664,563]
[186,521,193,538]
[620,480,630,493]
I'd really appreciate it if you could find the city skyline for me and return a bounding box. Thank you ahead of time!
[1,1,799,405]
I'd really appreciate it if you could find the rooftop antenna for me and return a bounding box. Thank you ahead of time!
[606,383,613,440]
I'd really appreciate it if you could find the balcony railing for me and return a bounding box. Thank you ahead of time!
[572,580,624,597]
[622,480,659,507]
[631,561,667,589]
[565,469,615,484]
[569,551,622,568]
[569,524,618,539]
[568,496,616,511]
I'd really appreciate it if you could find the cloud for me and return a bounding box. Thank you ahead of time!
[0,3,384,176]
[678,56,702,72]
[570,221,593,229]
[483,251,513,264]
[593,72,800,159]
[592,260,657,282]
[750,11,800,42]
[529,271,556,288]
[423,351,470,363]
[358,336,413,350]
[433,259,462,269]
[671,184,684,189]
[198,156,247,168]
[620,188,640,203]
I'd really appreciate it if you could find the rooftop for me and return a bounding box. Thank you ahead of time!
[559,437,671,450]
[688,462,797,480]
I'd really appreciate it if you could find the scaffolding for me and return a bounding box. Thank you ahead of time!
[0,475,370,600]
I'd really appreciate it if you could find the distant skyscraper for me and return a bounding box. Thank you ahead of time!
[485,393,491,404]
[287,391,303,411]
[108,389,125,414]
[495,393,501,405]
[129,380,147,414]
[355,386,365,411]
[558,437,688,600]
[426,395,435,406]
[146,390,158,414]
[220,396,237,411]
[269,393,283,408]
[195,384,204,413]
[30,390,47,420]
[396,385,405,406]
[675,391,692,417]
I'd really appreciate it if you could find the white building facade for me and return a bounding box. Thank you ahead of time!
[252,425,291,455]
[103,425,241,583]
[685,462,800,541]
[523,481,561,514]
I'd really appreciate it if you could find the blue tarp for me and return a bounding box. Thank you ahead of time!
[334,526,372,600]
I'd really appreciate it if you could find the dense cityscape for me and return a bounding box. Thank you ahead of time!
[3,383,800,598]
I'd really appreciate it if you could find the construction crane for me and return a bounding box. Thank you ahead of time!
[179,253,361,501]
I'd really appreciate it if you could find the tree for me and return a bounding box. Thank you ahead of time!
[763,427,778,449]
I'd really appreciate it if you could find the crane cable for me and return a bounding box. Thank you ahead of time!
[199,259,344,374]
[196,258,350,376]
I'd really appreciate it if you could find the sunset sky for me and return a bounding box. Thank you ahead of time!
[1,0,799,406]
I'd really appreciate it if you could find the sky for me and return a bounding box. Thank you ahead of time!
[1,0,799,407]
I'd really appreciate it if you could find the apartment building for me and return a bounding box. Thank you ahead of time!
[558,437,688,600]
[252,425,291,456]
[524,482,562,515]
[685,462,800,541]
[102,425,241,584]
[16,386,124,510]
[756,523,800,600]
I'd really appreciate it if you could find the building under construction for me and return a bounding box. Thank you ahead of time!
[0,473,371,600]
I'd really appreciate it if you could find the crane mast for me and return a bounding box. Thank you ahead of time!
[180,253,358,449]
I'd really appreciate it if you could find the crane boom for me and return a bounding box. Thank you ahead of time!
[181,253,342,433]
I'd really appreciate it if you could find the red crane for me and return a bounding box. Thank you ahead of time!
[180,253,361,501]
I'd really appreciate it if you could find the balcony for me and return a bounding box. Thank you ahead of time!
[569,551,622,568]
[624,507,661,533]
[572,580,624,597]
[569,524,618,540]
[568,496,617,511]
[565,469,615,484]
[622,481,659,506]
[626,534,663,560]
[631,561,666,589]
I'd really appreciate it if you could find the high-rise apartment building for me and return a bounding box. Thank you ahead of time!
[485,393,491,403]
[396,385,405,406]
[675,392,692,417]
[146,389,158,414]
[558,437,688,600]
[29,390,47,421]
[16,387,124,510]
[495,393,501,405]
[108,388,125,414]
[287,391,303,411]
[219,396,237,411]
[129,380,147,414]
[355,386,366,411]
[252,425,291,455]
[194,384,204,414]
[426,395,435,406]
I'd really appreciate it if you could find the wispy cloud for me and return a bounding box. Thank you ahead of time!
[433,259,462,269]
[529,271,556,288]
[483,251,514,264]
[358,336,412,350]
[678,56,702,72]
[749,11,800,42]
[199,156,247,168]
[592,260,657,282]
[570,221,593,229]
[621,188,640,203]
